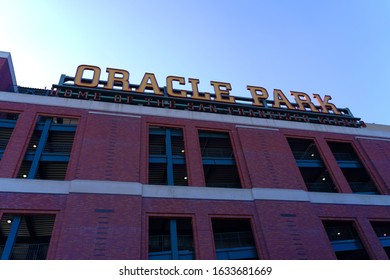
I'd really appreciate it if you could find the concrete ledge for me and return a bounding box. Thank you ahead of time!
[69,180,142,195]
[0,178,70,194]
[142,184,254,201]
[308,191,390,206]
[1,91,389,138]
[1,178,390,206]
[252,188,310,202]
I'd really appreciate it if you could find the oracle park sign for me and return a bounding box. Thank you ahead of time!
[45,65,365,128]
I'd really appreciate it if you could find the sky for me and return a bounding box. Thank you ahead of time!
[1,0,390,125]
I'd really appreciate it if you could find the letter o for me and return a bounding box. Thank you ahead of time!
[74,65,101,88]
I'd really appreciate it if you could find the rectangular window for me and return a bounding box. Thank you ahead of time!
[370,221,390,258]
[148,217,194,260]
[287,138,337,192]
[211,218,258,260]
[198,130,241,188]
[0,214,55,260]
[148,126,188,186]
[0,112,19,160]
[327,141,379,194]
[17,116,78,180]
[322,220,370,260]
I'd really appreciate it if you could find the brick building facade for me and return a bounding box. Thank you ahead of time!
[1,51,390,260]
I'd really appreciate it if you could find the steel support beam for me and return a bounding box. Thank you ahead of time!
[28,118,51,179]
[165,128,174,186]
[170,219,179,260]
[1,216,22,260]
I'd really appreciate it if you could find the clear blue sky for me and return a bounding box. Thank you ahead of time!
[1,0,389,124]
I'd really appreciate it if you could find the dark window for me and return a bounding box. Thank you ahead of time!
[148,217,194,260]
[0,214,55,260]
[0,112,19,159]
[17,116,78,180]
[327,142,359,161]
[370,221,390,258]
[287,138,337,192]
[211,218,258,260]
[199,131,241,188]
[0,128,14,151]
[148,126,187,186]
[322,220,370,260]
[328,141,379,194]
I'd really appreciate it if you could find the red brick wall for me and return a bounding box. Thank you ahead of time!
[1,191,390,259]
[236,127,305,190]
[73,114,141,182]
[355,138,390,194]
[0,58,13,92]
[254,200,335,259]
[0,101,390,259]
[53,194,142,260]
[0,101,389,193]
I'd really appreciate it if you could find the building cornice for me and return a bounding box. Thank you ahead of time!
[0,91,389,139]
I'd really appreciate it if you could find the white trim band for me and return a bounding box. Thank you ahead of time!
[1,179,389,206]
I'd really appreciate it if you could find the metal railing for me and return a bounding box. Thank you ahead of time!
[292,151,322,160]
[332,152,359,161]
[306,182,337,193]
[349,182,378,194]
[214,231,255,249]
[18,87,50,96]
[43,142,74,153]
[149,145,185,156]
[201,147,233,158]
[0,243,49,260]
[149,235,193,252]
[206,182,241,188]
[149,145,166,155]
[325,226,357,241]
